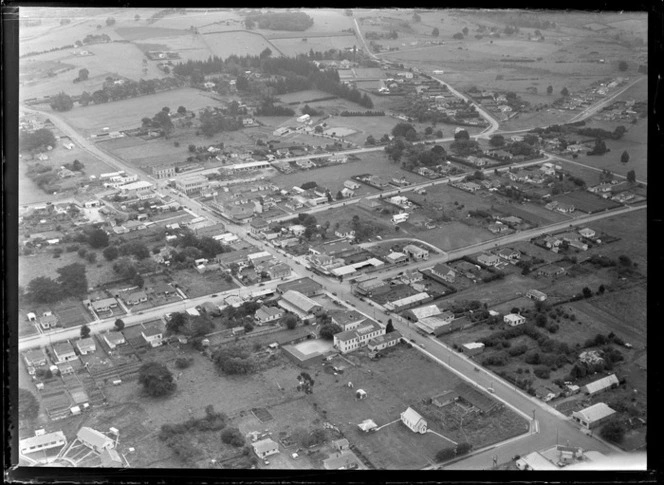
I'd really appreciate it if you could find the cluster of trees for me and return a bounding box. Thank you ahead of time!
[198,107,243,137]
[244,11,314,31]
[26,263,88,304]
[76,77,182,107]
[159,405,229,439]
[212,345,255,375]
[19,389,40,422]
[76,33,112,46]
[73,68,89,84]
[297,371,315,394]
[166,312,215,340]
[138,361,176,397]
[50,92,74,111]
[255,98,295,116]
[301,104,322,117]
[215,301,261,332]
[340,110,384,117]
[319,322,342,340]
[435,442,472,462]
[365,30,399,40]
[20,128,56,152]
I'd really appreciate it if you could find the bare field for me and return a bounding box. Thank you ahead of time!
[57,88,219,135]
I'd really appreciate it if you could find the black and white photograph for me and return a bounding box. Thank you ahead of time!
[5,6,653,477]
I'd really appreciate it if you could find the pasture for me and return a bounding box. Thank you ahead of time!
[18,249,118,289]
[57,88,219,135]
[271,35,357,56]
[135,34,214,62]
[413,221,495,252]
[202,31,276,59]
[552,191,621,214]
[153,10,244,31]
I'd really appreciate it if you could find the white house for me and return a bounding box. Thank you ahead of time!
[77,427,115,453]
[392,213,410,225]
[76,337,96,355]
[572,403,616,429]
[103,331,125,349]
[403,244,429,261]
[367,331,402,352]
[252,438,279,459]
[400,407,427,434]
[344,180,360,190]
[53,341,77,363]
[254,305,284,325]
[578,227,596,238]
[504,314,526,326]
[141,326,163,347]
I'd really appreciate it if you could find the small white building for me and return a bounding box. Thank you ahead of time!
[400,407,427,434]
[392,213,410,225]
[76,337,96,355]
[141,326,163,347]
[252,438,279,459]
[504,314,526,326]
[572,403,616,429]
[103,331,126,349]
[20,431,67,456]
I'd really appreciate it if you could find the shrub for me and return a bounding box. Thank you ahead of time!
[221,427,245,447]
[175,357,192,369]
[436,448,455,462]
[533,366,550,379]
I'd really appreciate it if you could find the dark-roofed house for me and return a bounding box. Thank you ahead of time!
[367,331,402,352]
[124,291,148,306]
[39,314,58,330]
[431,263,456,282]
[276,277,322,297]
[76,427,114,453]
[329,309,366,331]
[89,298,118,313]
[497,248,520,262]
[249,217,269,235]
[265,262,291,280]
[323,450,362,470]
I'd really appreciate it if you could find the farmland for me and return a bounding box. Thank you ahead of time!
[202,31,277,58]
[57,87,220,135]
[271,35,358,56]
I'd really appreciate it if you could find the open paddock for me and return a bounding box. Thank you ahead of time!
[277,89,336,105]
[552,191,621,214]
[134,34,215,62]
[115,26,190,41]
[413,221,495,252]
[57,88,219,135]
[582,209,646,272]
[19,249,119,289]
[493,200,569,226]
[271,35,358,56]
[202,31,276,58]
[170,268,238,298]
[53,299,94,328]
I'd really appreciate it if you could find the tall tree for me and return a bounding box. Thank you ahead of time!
[138,362,176,397]
[27,276,62,303]
[88,228,109,248]
[56,263,88,298]
[80,324,91,338]
[432,27,440,37]
[620,150,630,165]
[50,92,74,111]
[19,388,40,421]
[626,170,636,183]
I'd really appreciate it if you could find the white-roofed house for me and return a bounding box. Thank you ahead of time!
[571,403,616,429]
[333,319,385,354]
[504,313,526,326]
[252,438,279,459]
[582,374,619,395]
[76,338,96,355]
[76,426,115,453]
[103,331,126,349]
[254,305,285,325]
[367,331,402,352]
[19,430,67,456]
[53,341,77,363]
[278,290,322,321]
[141,325,163,347]
[400,407,427,434]
[403,244,429,261]
[462,342,485,356]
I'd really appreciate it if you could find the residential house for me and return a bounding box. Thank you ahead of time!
[477,253,500,267]
[53,341,77,363]
[333,319,385,353]
[386,252,408,264]
[340,187,355,199]
[400,269,423,285]
[431,263,456,283]
[571,403,616,430]
[432,390,460,408]
[403,244,429,261]
[249,217,269,236]
[504,314,526,326]
[583,374,619,395]
[538,265,565,277]
[23,348,47,367]
[252,438,279,459]
[152,166,176,179]
[76,338,96,355]
[141,325,163,347]
[578,227,596,238]
[497,248,520,262]
[400,407,427,434]
[488,223,510,234]
[367,331,402,352]
[266,262,291,280]
[462,342,485,356]
[542,235,562,250]
[125,291,148,306]
[89,298,118,313]
[332,438,350,452]
[103,331,126,349]
[323,450,362,470]
[39,313,58,330]
[255,305,285,325]
[344,180,361,190]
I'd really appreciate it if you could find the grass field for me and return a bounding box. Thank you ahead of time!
[171,268,238,298]
[552,190,621,213]
[414,221,495,252]
[135,34,215,62]
[19,250,118,289]
[202,31,276,58]
[57,88,219,135]
[271,35,357,56]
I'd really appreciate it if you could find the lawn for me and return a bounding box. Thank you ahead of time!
[57,87,220,135]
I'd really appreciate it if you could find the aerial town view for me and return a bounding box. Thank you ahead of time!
[12,7,648,472]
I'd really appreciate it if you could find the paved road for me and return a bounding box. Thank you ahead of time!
[568,77,645,123]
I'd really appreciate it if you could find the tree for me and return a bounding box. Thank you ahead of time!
[153,110,174,138]
[620,150,630,165]
[462,27,469,36]
[86,252,97,264]
[561,87,569,97]
[88,228,109,248]
[27,276,61,303]
[19,388,40,421]
[282,314,298,329]
[412,12,421,22]
[106,17,116,26]
[454,129,470,141]
[436,448,456,462]
[453,32,464,40]
[435,129,443,138]
[78,68,89,81]
[103,245,119,261]
[547,85,553,95]
[582,287,593,298]
[80,324,91,338]
[221,427,245,447]
[167,312,189,334]
[456,442,472,456]
[618,60,628,72]
[50,92,74,112]
[425,126,434,136]
[626,170,636,183]
[600,420,626,443]
[432,27,440,37]
[114,319,125,331]
[386,319,394,333]
[139,362,176,397]
[57,263,88,298]
[260,47,273,59]
[319,323,342,340]
[489,134,505,147]
[20,128,56,152]
[78,247,88,258]
[132,273,145,288]
[365,135,376,145]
